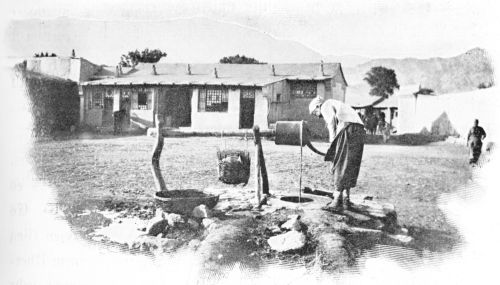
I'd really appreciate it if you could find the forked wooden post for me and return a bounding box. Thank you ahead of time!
[151,114,167,192]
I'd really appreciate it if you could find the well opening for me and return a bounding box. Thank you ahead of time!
[280,196,314,203]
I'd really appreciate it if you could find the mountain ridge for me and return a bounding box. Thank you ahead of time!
[344,47,494,94]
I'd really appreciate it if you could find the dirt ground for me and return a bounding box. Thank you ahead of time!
[31,134,474,273]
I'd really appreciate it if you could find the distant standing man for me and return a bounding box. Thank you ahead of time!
[467,119,486,164]
[309,97,366,211]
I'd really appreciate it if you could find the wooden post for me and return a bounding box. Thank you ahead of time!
[253,126,262,207]
[253,125,271,207]
[258,141,270,195]
[151,114,167,192]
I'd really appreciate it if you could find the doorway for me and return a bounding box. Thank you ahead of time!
[120,94,131,129]
[162,87,192,128]
[239,88,255,129]
[102,91,114,127]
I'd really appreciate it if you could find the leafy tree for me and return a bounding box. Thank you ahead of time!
[363,66,400,98]
[414,86,434,95]
[120,48,167,67]
[219,54,264,64]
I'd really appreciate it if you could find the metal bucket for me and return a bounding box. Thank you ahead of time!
[275,121,310,146]
[274,121,326,156]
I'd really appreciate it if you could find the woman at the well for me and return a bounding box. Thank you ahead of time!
[309,97,366,211]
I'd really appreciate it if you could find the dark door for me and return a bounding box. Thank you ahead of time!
[120,96,131,129]
[102,93,114,127]
[162,87,192,128]
[240,89,255,129]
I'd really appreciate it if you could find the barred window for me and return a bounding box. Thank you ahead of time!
[91,92,104,109]
[198,88,228,112]
[290,81,317,98]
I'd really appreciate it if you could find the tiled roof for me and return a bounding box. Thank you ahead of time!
[83,62,347,87]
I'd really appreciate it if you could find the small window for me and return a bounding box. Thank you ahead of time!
[276,93,281,102]
[91,92,104,109]
[290,81,317,98]
[134,91,152,110]
[241,89,255,99]
[198,88,228,112]
[324,79,332,92]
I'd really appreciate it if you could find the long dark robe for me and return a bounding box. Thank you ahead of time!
[324,123,365,191]
[468,126,486,164]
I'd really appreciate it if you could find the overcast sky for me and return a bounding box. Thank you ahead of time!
[1,0,499,59]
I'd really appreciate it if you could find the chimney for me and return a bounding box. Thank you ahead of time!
[319,60,325,76]
[213,67,218,78]
[115,65,121,77]
[152,65,157,75]
[187,64,192,75]
[271,65,276,76]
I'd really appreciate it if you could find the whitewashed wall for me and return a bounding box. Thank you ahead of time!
[253,89,269,130]
[191,88,241,131]
[398,87,500,142]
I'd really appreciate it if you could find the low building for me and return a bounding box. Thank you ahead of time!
[345,84,420,132]
[81,62,348,135]
[26,56,102,83]
[25,56,103,125]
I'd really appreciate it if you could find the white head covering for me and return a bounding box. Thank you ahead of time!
[308,97,324,114]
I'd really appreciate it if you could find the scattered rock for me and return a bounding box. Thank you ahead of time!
[187,218,200,230]
[154,208,166,219]
[387,234,413,243]
[188,239,201,250]
[267,225,282,234]
[316,232,348,267]
[201,218,219,229]
[131,235,160,252]
[280,214,303,231]
[146,219,169,236]
[267,230,306,252]
[166,213,184,227]
[213,202,233,212]
[192,205,210,218]
[160,238,180,251]
[231,204,253,212]
[71,212,112,230]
